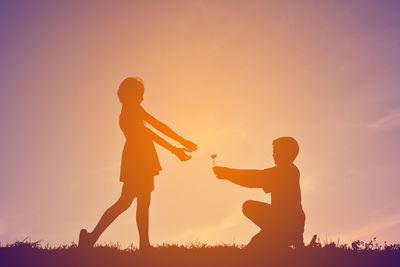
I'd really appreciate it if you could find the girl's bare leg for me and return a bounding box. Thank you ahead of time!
[89,184,135,245]
[136,192,151,249]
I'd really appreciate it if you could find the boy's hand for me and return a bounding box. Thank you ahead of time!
[213,166,230,180]
[180,139,197,152]
[173,147,192,161]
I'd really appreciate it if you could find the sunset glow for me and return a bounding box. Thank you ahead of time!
[1,1,399,248]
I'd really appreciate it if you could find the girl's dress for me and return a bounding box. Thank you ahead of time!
[119,105,162,194]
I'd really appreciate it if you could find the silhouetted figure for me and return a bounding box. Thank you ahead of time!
[213,137,305,249]
[79,77,197,250]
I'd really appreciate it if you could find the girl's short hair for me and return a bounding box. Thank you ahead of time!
[118,77,144,104]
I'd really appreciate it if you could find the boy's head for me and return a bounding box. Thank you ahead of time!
[272,137,299,165]
[118,77,144,105]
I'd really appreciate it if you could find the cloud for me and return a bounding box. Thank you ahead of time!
[368,111,400,131]
[337,213,400,243]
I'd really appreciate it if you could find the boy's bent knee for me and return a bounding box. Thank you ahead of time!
[242,200,255,216]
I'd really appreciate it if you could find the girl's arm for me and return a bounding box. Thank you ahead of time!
[140,106,197,152]
[145,127,191,161]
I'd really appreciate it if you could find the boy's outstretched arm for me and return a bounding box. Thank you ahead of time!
[145,127,191,161]
[141,107,197,152]
[213,166,265,188]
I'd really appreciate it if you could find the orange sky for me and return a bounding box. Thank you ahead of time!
[1,1,400,247]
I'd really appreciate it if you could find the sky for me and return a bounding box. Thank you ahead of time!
[1,0,400,247]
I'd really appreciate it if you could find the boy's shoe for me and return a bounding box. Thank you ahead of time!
[308,234,318,247]
[78,229,94,248]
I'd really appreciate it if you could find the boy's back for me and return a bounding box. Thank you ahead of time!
[262,163,305,238]
[262,164,302,213]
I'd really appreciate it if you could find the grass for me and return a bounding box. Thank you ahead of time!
[0,238,399,267]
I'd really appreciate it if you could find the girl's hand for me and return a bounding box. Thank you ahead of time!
[173,147,192,161]
[180,139,197,152]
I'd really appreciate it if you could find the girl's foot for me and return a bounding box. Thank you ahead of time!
[78,229,95,248]
[139,242,152,251]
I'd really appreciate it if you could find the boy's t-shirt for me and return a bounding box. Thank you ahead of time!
[261,164,304,221]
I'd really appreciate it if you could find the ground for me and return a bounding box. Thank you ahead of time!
[0,239,399,267]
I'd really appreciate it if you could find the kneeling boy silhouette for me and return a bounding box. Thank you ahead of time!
[213,137,305,249]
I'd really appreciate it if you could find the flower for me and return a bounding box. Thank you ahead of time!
[210,154,217,166]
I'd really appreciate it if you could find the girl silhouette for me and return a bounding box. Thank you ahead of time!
[79,77,197,250]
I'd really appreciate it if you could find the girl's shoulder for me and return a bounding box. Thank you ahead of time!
[121,104,144,115]
[120,105,145,123]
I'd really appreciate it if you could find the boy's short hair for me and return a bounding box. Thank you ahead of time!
[273,137,299,163]
[118,77,144,104]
